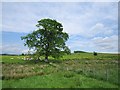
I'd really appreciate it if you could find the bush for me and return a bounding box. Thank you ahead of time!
[93,52,97,56]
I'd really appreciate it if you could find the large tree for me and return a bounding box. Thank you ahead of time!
[21,18,70,62]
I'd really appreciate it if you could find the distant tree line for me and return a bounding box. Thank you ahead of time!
[74,51,87,53]
[1,54,18,56]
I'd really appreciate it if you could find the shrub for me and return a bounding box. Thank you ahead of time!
[93,52,97,56]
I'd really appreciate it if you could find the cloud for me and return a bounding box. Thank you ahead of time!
[2,2,117,35]
[1,2,118,53]
[85,23,114,37]
[1,45,21,54]
[66,35,95,52]
[92,35,118,52]
[1,44,28,54]
[66,34,118,53]
[92,35,118,44]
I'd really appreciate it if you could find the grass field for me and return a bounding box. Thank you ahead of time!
[1,53,119,88]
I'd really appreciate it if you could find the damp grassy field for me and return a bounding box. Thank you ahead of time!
[1,53,119,88]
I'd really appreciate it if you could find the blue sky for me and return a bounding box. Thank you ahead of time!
[1,2,118,54]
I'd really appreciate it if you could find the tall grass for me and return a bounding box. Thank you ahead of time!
[1,53,119,88]
[2,60,118,85]
[2,71,118,88]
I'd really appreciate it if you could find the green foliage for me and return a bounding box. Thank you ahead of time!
[21,18,70,61]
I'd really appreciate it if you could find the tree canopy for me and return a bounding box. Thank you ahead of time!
[21,18,70,62]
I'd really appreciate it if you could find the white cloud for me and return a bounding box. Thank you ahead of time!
[66,34,118,53]
[85,23,114,37]
[2,23,36,33]
[1,45,21,54]
[1,43,36,54]
[2,2,117,35]
[1,44,28,54]
[92,35,118,52]
[92,35,118,44]
[1,2,118,53]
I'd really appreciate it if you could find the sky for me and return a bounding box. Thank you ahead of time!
[1,1,118,54]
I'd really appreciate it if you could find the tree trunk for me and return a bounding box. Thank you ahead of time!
[45,54,48,62]
[45,42,49,62]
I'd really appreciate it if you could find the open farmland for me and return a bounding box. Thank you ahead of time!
[1,53,119,88]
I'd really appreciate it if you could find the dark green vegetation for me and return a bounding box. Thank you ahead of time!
[1,53,119,88]
[74,50,87,53]
[21,18,70,62]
